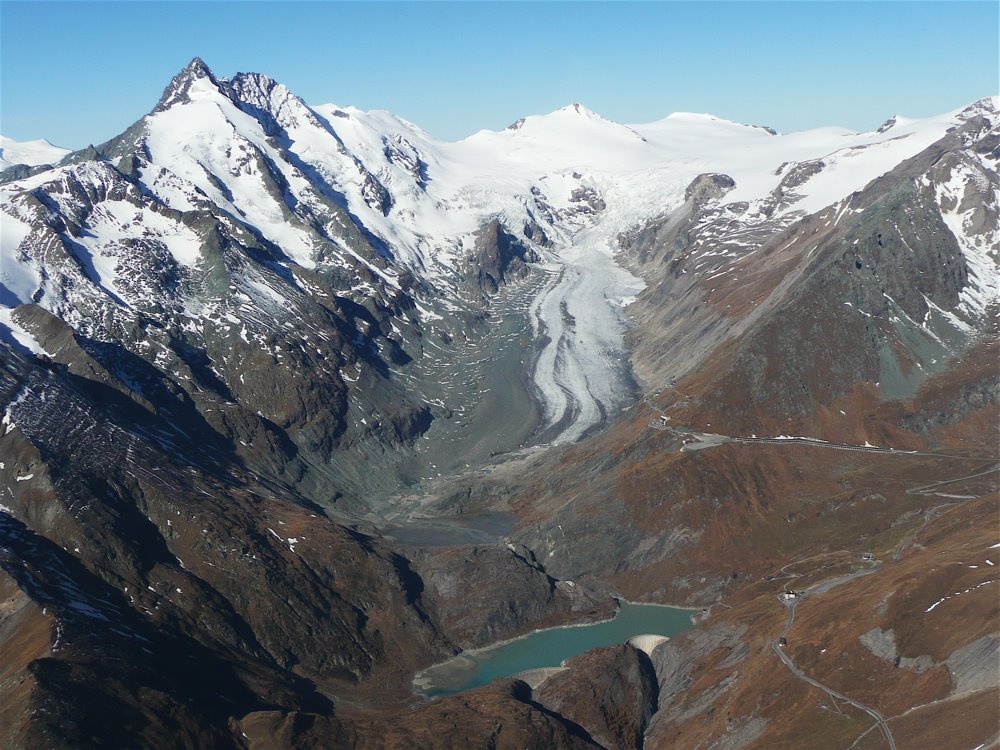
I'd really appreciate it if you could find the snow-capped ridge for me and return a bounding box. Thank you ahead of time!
[874,97,999,137]
[503,102,615,128]
[665,111,727,122]
[226,70,328,136]
[512,102,642,136]
[132,64,999,297]
[956,95,1000,126]
[633,111,781,142]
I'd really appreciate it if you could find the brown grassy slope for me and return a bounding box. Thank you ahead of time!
[643,493,998,750]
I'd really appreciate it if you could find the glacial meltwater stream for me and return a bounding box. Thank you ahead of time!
[414,603,693,697]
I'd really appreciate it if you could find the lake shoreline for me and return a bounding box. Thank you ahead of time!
[413,600,696,698]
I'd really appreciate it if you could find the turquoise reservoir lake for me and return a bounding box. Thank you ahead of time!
[414,602,694,697]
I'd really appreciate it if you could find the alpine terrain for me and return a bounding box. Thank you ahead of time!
[0,59,997,749]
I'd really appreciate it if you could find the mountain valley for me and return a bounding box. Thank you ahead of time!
[0,59,997,749]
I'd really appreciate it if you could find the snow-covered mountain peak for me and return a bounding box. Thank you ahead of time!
[874,97,999,138]
[956,95,1000,126]
[155,57,222,112]
[478,103,646,147]
[505,102,606,130]
[558,102,607,120]
[0,136,70,170]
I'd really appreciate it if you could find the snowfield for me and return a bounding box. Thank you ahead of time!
[0,135,69,171]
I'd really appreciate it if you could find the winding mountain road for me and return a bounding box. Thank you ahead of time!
[772,628,897,750]
[652,422,996,462]
[766,461,998,750]
[771,563,897,750]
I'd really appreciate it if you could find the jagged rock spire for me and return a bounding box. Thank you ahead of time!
[154,57,219,112]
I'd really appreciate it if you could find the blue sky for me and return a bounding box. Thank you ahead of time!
[1,1,997,148]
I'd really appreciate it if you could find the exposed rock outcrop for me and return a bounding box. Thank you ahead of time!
[533,644,659,750]
[468,220,538,295]
[416,544,612,648]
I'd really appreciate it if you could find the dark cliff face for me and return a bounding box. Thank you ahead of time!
[684,172,736,205]
[0,162,49,182]
[533,645,660,749]
[239,680,603,750]
[468,219,538,296]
